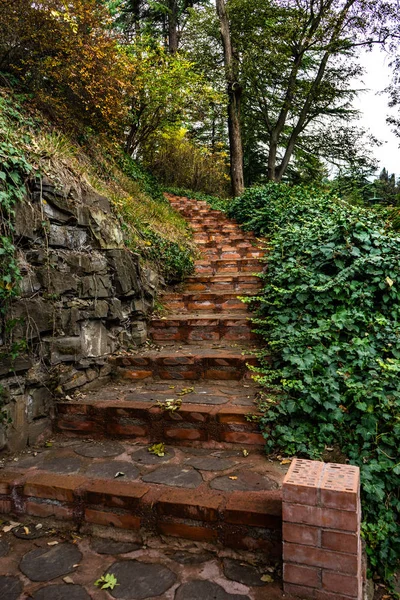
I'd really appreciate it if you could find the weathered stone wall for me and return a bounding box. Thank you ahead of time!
[0,178,159,451]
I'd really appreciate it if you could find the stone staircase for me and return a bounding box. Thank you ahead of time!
[0,194,285,561]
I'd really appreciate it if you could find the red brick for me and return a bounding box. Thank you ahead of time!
[164,427,203,441]
[156,489,222,522]
[56,419,99,432]
[0,500,12,513]
[120,370,153,380]
[24,473,86,503]
[284,582,316,598]
[320,489,358,512]
[107,423,148,437]
[84,508,140,530]
[321,530,358,554]
[283,563,321,588]
[283,459,324,506]
[283,543,359,575]
[315,590,359,600]
[25,500,73,520]
[225,491,282,528]
[220,431,265,445]
[282,504,359,532]
[322,571,361,596]
[0,471,22,494]
[84,480,149,509]
[157,522,217,542]
[282,522,319,546]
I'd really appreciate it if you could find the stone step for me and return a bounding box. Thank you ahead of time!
[194,233,249,244]
[55,380,264,445]
[149,314,257,344]
[184,274,262,293]
[194,258,262,275]
[109,346,258,381]
[0,437,284,553]
[201,247,265,259]
[161,291,253,313]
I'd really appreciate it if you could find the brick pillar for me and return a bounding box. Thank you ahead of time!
[282,458,362,600]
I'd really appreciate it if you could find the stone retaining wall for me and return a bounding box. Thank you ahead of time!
[0,178,159,451]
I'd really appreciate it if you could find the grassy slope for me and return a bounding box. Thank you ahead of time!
[0,87,195,283]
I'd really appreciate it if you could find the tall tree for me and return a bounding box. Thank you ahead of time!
[215,0,244,196]
[185,0,394,183]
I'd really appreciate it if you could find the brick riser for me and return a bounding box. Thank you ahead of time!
[56,402,265,446]
[161,292,252,314]
[0,470,282,555]
[149,316,258,344]
[110,351,258,381]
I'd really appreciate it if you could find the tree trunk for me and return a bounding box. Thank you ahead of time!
[216,0,244,197]
[168,0,179,53]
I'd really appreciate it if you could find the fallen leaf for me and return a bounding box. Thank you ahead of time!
[260,574,274,583]
[73,564,80,568]
[35,524,43,530]
[47,541,59,546]
[386,276,394,287]
[242,449,249,457]
[229,476,238,480]
[114,472,125,478]
[280,459,292,465]
[63,576,74,584]
[23,526,30,535]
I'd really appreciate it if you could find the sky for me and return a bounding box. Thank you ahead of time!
[355,47,399,178]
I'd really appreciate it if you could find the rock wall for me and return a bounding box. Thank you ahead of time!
[0,177,159,451]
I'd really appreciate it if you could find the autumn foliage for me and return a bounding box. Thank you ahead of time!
[0,0,134,134]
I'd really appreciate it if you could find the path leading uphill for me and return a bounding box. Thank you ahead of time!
[0,194,290,600]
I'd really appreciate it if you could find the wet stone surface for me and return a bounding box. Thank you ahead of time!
[0,539,10,557]
[175,580,250,600]
[223,558,267,587]
[106,559,177,599]
[32,583,91,600]
[169,550,214,564]
[74,441,125,458]
[210,470,279,492]
[13,524,46,540]
[43,456,83,474]
[91,538,142,555]
[184,456,235,471]
[0,575,23,600]
[142,465,203,488]
[131,446,175,464]
[85,460,139,480]
[19,542,82,581]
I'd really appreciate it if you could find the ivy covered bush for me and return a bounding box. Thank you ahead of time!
[228,183,400,579]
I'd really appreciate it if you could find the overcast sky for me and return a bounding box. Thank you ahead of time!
[355,47,399,178]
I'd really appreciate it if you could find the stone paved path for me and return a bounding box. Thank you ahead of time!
[0,195,295,599]
[0,521,289,599]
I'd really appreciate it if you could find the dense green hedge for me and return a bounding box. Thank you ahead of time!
[228,183,400,579]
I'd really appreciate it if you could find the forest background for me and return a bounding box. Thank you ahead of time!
[1,0,400,587]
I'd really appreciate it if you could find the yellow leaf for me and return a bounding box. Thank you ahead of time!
[242,449,249,457]
[260,574,274,583]
[229,476,238,480]
[280,459,292,465]
[386,276,394,287]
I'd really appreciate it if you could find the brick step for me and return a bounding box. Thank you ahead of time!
[0,439,284,553]
[194,258,261,274]
[161,291,254,313]
[201,248,265,259]
[184,274,262,293]
[194,234,249,244]
[191,224,243,233]
[149,314,257,344]
[56,381,264,444]
[110,346,258,381]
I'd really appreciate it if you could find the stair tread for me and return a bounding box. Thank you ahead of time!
[2,437,284,511]
[151,313,252,322]
[112,345,258,359]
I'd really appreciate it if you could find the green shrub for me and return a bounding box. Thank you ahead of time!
[140,229,194,284]
[228,183,400,580]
